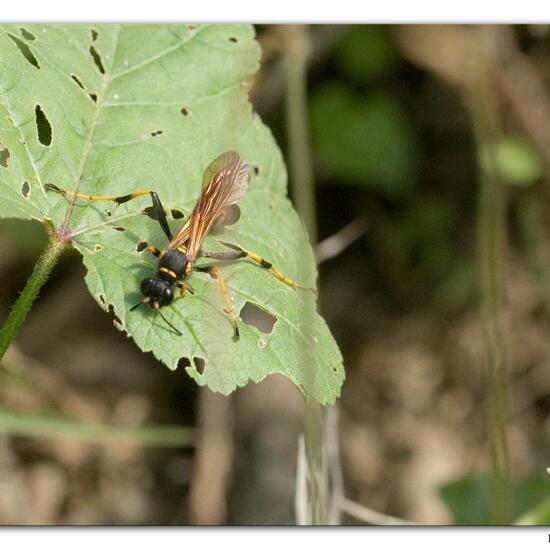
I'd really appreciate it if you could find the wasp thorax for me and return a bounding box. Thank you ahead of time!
[140,277,174,306]
[159,249,188,281]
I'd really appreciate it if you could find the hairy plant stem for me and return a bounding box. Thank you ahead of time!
[284,24,327,525]
[0,227,66,362]
[470,86,511,525]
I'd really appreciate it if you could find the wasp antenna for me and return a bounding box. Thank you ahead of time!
[130,301,143,312]
[158,309,183,336]
[130,296,149,312]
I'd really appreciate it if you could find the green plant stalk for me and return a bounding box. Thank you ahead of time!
[516,188,550,318]
[0,227,66,362]
[284,24,327,525]
[285,26,318,245]
[0,407,194,447]
[471,94,511,525]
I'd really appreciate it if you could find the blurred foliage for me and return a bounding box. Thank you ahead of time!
[307,25,482,315]
[515,497,550,525]
[440,472,550,525]
[395,196,455,280]
[335,26,400,82]
[480,135,544,186]
[310,84,419,195]
[310,26,418,196]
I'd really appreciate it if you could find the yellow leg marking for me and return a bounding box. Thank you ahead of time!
[148,246,161,257]
[211,266,239,341]
[246,251,301,289]
[178,282,191,296]
[45,184,150,204]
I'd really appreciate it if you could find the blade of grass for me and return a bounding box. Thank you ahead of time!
[0,407,194,448]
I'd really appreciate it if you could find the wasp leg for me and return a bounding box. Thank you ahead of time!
[147,245,161,257]
[195,265,239,341]
[202,242,303,289]
[176,281,194,297]
[45,184,174,242]
[45,184,152,205]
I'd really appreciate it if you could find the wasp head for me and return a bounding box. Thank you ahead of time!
[139,277,174,308]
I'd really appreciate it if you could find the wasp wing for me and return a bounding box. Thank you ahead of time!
[167,151,249,259]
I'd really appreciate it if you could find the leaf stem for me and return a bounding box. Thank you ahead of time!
[0,227,66,361]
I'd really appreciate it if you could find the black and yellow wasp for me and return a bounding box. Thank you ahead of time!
[46,151,303,340]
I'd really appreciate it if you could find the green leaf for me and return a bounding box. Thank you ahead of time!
[0,24,344,405]
[439,472,550,525]
[310,82,419,195]
[515,496,550,525]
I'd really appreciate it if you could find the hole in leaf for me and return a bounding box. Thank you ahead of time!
[178,357,191,369]
[93,244,103,253]
[8,33,40,68]
[98,294,106,305]
[91,28,99,41]
[180,107,190,116]
[107,303,123,326]
[150,129,163,137]
[136,241,148,252]
[20,28,35,40]
[240,302,277,334]
[89,92,98,103]
[171,209,184,219]
[105,209,112,216]
[71,74,85,89]
[113,226,126,232]
[21,181,30,198]
[193,357,205,375]
[35,105,52,146]
[229,37,238,43]
[253,165,260,177]
[89,45,105,74]
[0,145,10,168]
[6,116,15,126]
